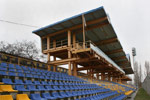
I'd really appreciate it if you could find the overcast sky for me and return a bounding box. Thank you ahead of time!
[0,0,150,79]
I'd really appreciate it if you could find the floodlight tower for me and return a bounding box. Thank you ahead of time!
[132,47,136,69]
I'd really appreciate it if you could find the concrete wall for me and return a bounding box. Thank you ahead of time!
[142,73,150,95]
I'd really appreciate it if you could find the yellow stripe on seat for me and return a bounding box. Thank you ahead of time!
[0,95,13,100]
[0,85,18,92]
[16,94,30,100]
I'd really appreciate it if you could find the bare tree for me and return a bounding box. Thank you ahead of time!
[0,40,46,62]
[134,61,143,87]
[144,61,150,77]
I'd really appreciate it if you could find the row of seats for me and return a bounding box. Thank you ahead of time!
[0,63,85,82]
[2,78,89,86]
[0,94,30,100]
[0,62,130,100]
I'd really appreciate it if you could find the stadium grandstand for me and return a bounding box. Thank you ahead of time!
[0,6,136,100]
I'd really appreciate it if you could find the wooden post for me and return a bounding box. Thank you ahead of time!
[47,36,51,71]
[73,63,77,76]
[108,72,111,81]
[53,56,56,72]
[82,15,86,49]
[101,72,105,81]
[68,30,72,75]
[53,39,56,49]
[47,36,50,50]
[18,58,20,66]
[73,33,76,48]
[47,53,51,71]
[96,73,99,80]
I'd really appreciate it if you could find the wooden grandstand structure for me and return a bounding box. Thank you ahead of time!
[33,7,133,83]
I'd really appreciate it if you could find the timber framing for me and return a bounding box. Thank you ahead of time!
[32,7,133,83]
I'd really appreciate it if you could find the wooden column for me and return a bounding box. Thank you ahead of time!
[47,53,51,71]
[73,63,77,76]
[53,56,56,72]
[47,36,51,71]
[112,76,116,82]
[101,72,105,81]
[96,73,99,80]
[53,39,56,49]
[73,33,76,48]
[108,72,111,81]
[18,58,20,66]
[82,15,86,49]
[68,30,72,75]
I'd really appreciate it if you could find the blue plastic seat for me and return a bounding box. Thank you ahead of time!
[27,85,38,91]
[39,76,45,79]
[16,70,23,73]
[14,79,24,84]
[2,78,14,84]
[37,86,48,91]
[30,93,47,100]
[0,67,7,71]
[15,65,22,70]
[18,73,25,77]
[9,68,16,72]
[42,92,57,100]
[8,64,15,69]
[24,71,30,74]
[0,62,7,67]
[8,72,16,76]
[0,71,7,75]
[26,74,33,78]
[41,81,48,85]
[24,80,33,84]
[59,91,70,98]
[52,92,64,99]
[33,75,39,78]
[45,86,54,91]
[33,81,41,85]
[15,85,29,91]
[53,86,61,90]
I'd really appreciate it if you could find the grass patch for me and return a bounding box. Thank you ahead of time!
[134,88,150,100]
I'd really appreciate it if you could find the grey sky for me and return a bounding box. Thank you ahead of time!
[0,0,150,79]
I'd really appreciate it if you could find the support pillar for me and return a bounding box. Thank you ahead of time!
[73,63,77,76]
[73,33,76,48]
[101,72,105,81]
[53,56,56,72]
[96,73,99,80]
[47,36,51,71]
[68,30,72,75]
[108,72,111,81]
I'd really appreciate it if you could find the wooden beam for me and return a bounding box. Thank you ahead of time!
[77,65,104,71]
[48,58,78,65]
[73,22,109,35]
[117,60,129,64]
[112,56,126,60]
[42,17,108,38]
[95,37,118,46]
[105,49,123,55]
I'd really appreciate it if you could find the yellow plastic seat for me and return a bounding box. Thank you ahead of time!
[16,94,30,100]
[0,95,13,100]
[0,82,4,84]
[0,85,18,92]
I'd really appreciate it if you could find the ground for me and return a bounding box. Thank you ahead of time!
[134,88,150,100]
